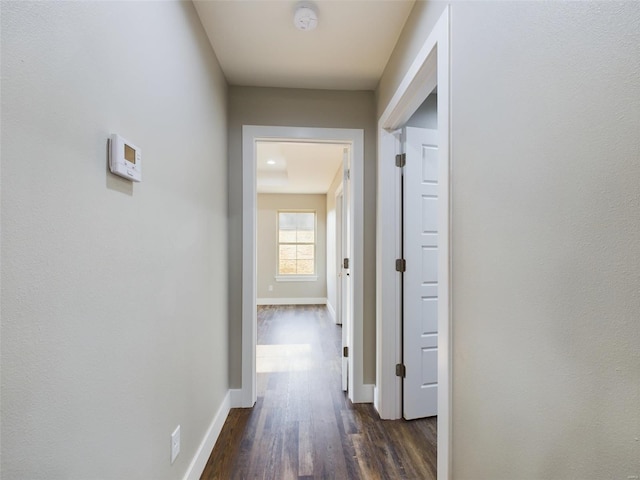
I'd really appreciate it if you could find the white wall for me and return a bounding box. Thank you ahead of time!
[378,1,640,477]
[325,167,343,320]
[257,194,327,301]
[1,2,228,479]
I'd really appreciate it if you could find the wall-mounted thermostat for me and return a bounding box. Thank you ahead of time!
[109,134,141,182]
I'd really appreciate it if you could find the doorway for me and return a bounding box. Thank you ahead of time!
[241,125,366,408]
[254,140,348,393]
[376,5,450,478]
[255,141,343,307]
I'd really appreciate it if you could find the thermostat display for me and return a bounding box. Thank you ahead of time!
[110,134,141,182]
[124,144,136,164]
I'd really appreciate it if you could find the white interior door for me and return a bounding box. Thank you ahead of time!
[341,148,351,392]
[403,127,439,420]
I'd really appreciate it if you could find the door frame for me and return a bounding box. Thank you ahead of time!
[241,125,366,407]
[375,6,451,479]
[335,184,344,325]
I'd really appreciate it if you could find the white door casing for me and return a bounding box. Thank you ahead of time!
[335,188,343,327]
[403,127,439,420]
[336,189,349,391]
[341,147,352,392]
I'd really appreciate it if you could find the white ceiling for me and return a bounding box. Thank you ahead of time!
[193,1,414,194]
[257,142,345,194]
[193,0,416,90]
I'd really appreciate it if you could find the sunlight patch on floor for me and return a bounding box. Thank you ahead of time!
[256,344,313,373]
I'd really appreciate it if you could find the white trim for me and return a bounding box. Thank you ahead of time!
[334,184,344,327]
[229,389,244,408]
[379,31,438,130]
[326,301,336,323]
[376,129,403,420]
[241,126,258,408]
[242,125,366,408]
[182,391,231,480]
[373,385,380,413]
[275,275,318,282]
[356,384,375,403]
[256,297,327,306]
[376,6,451,480]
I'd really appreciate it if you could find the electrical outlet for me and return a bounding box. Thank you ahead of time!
[171,425,180,464]
[268,285,273,292]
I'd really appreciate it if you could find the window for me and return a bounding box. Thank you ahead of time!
[278,211,315,276]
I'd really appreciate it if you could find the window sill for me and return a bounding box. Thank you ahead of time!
[275,275,318,282]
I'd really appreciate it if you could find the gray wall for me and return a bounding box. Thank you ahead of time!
[228,87,377,387]
[376,1,448,118]
[406,93,437,129]
[378,1,640,477]
[1,2,229,479]
[257,194,327,300]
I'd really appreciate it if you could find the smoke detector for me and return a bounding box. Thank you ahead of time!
[294,5,318,31]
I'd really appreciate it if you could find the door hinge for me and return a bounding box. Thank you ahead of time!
[345,168,351,180]
[343,258,350,269]
[395,363,406,378]
[395,153,406,168]
[343,346,349,358]
[395,259,406,272]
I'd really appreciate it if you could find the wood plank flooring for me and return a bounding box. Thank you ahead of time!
[200,305,437,480]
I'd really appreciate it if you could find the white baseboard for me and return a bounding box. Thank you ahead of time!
[326,301,337,323]
[229,389,244,408]
[182,390,231,480]
[256,297,327,306]
[352,383,375,404]
[373,385,379,413]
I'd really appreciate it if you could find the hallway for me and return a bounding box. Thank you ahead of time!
[201,305,437,479]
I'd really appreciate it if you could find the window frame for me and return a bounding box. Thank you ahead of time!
[275,209,318,281]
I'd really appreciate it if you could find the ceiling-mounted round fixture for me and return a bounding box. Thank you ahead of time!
[294,5,318,31]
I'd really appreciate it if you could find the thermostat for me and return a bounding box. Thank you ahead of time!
[109,134,141,182]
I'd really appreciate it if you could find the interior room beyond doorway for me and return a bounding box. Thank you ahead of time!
[255,141,346,314]
[241,125,366,410]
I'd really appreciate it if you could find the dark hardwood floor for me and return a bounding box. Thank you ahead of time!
[200,305,437,480]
